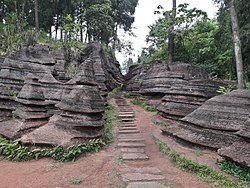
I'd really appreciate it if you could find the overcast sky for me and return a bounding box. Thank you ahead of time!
[116,0,218,65]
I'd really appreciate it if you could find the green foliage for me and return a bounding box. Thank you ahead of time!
[152,119,169,127]
[116,152,124,164]
[67,64,79,77]
[107,87,121,100]
[62,14,79,42]
[132,98,157,112]
[103,101,116,143]
[217,85,234,94]
[123,92,131,98]
[0,99,117,162]
[0,13,26,55]
[70,178,83,185]
[143,3,208,64]
[246,82,250,89]
[156,140,248,188]
[218,160,250,182]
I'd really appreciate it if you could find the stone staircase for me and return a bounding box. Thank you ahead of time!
[115,93,169,188]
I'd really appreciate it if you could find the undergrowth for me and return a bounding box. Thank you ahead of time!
[156,139,249,188]
[132,98,157,112]
[218,160,250,182]
[0,89,117,162]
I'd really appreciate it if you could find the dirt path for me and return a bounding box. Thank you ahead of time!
[0,94,217,188]
[115,93,213,188]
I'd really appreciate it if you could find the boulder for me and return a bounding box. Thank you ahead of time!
[161,89,250,168]
[218,141,250,169]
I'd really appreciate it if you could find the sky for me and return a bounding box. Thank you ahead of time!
[116,0,219,65]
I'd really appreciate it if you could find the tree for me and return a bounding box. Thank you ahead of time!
[229,0,244,88]
[34,0,39,32]
[168,0,176,64]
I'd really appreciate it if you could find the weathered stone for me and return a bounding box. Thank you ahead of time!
[118,142,145,148]
[127,182,168,188]
[21,115,103,147]
[160,89,250,168]
[0,43,123,147]
[83,42,123,97]
[118,138,144,142]
[122,173,165,182]
[120,148,145,153]
[0,119,47,139]
[120,166,162,174]
[123,153,149,160]
[236,117,250,139]
[218,142,250,169]
[119,130,140,134]
[162,123,242,149]
[182,89,250,131]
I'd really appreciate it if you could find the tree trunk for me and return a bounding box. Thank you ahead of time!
[34,0,39,32]
[229,0,245,88]
[168,0,176,64]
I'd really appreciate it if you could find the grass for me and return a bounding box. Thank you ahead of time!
[132,98,157,112]
[70,177,83,185]
[155,139,249,188]
[0,89,118,162]
[116,152,124,164]
[246,82,250,89]
[218,160,250,182]
[152,119,169,127]
[123,92,131,98]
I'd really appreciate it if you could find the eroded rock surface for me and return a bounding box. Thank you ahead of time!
[0,43,122,147]
[162,89,250,168]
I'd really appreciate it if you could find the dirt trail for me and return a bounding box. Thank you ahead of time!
[0,94,216,188]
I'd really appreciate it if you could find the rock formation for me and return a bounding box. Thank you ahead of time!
[161,89,250,168]
[21,59,105,147]
[157,79,228,120]
[0,43,123,147]
[124,62,227,114]
[83,42,123,97]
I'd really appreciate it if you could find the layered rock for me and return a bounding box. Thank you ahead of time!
[21,59,105,147]
[0,74,49,139]
[123,64,151,96]
[157,80,227,120]
[0,45,57,120]
[0,42,123,147]
[161,89,250,168]
[83,42,123,97]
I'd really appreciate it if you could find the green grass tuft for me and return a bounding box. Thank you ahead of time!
[132,98,157,112]
[218,160,250,182]
[156,139,249,188]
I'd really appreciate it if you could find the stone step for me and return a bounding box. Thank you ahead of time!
[122,122,137,124]
[127,182,168,188]
[118,134,142,139]
[120,148,145,153]
[122,173,165,182]
[119,111,135,115]
[119,130,140,134]
[120,124,137,128]
[118,114,135,118]
[118,142,145,148]
[120,118,136,122]
[118,138,144,142]
[123,153,149,160]
[119,109,133,112]
[119,127,138,131]
[120,166,161,174]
